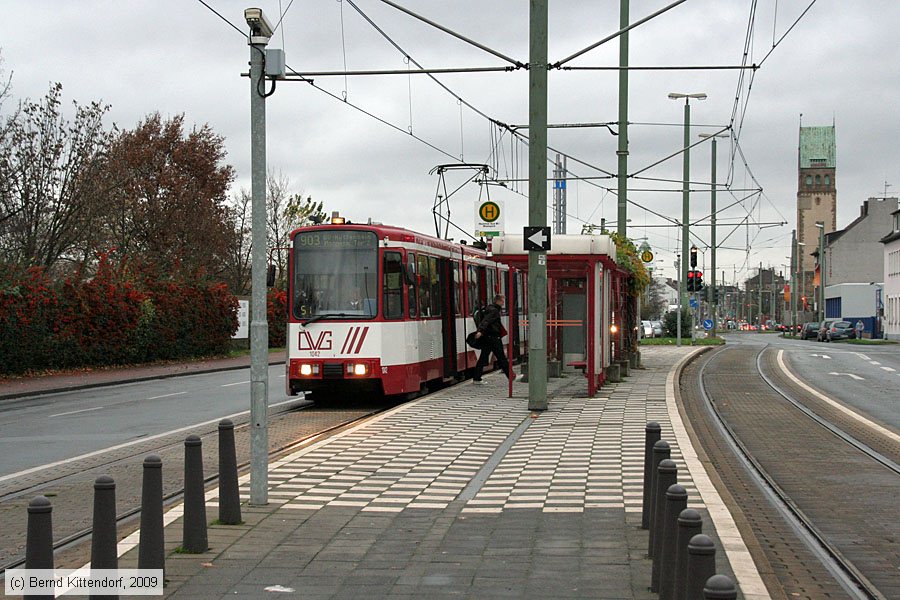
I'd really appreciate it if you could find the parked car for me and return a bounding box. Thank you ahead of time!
[641,320,654,338]
[817,320,836,341]
[651,321,663,337]
[801,322,819,340]
[826,320,855,342]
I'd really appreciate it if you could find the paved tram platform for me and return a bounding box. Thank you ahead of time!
[95,347,768,598]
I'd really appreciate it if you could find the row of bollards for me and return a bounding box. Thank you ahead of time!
[643,421,740,600]
[24,419,243,593]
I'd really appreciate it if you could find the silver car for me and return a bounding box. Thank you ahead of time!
[642,320,654,338]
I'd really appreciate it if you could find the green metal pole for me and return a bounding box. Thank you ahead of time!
[681,100,690,333]
[709,136,716,338]
[528,0,548,412]
[616,0,629,240]
[819,223,826,321]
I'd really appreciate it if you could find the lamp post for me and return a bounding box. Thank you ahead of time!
[669,92,706,326]
[816,222,826,322]
[699,132,727,338]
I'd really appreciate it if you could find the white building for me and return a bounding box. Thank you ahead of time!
[881,208,900,340]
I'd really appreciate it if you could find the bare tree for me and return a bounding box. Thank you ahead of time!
[0,83,113,272]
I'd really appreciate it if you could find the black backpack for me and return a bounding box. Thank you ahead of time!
[473,305,486,328]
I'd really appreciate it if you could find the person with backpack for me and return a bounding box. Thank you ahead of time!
[473,294,521,384]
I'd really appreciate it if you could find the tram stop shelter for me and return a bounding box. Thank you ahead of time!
[490,234,624,397]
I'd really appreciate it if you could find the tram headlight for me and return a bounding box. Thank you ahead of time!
[300,364,313,376]
[347,363,368,376]
[610,324,618,334]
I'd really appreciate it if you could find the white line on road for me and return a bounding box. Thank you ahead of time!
[854,352,871,360]
[778,350,900,444]
[145,391,187,400]
[810,354,831,359]
[0,396,306,484]
[870,361,881,366]
[881,366,896,372]
[828,372,864,380]
[48,406,104,418]
[221,380,250,387]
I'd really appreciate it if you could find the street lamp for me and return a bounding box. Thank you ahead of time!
[699,132,727,338]
[669,92,706,341]
[815,222,825,322]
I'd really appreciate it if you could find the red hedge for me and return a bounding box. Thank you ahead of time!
[0,256,239,375]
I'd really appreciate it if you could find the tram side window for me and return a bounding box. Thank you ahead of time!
[452,262,461,316]
[383,252,403,319]
[417,254,431,317]
[407,253,417,318]
[428,256,441,317]
[501,271,509,315]
[467,265,479,315]
[485,268,496,304]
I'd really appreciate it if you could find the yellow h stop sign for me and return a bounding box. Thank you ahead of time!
[479,201,501,222]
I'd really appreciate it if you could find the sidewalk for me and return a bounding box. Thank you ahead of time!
[0,351,286,401]
[96,346,768,599]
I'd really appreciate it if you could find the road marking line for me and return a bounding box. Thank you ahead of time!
[870,361,881,366]
[0,396,305,484]
[146,391,187,400]
[221,380,250,387]
[811,354,831,359]
[48,406,104,418]
[828,372,864,380]
[780,350,900,444]
[881,366,896,372]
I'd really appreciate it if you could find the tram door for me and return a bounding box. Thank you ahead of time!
[561,279,587,369]
[439,258,457,377]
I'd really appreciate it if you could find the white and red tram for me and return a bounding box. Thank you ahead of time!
[285,222,526,398]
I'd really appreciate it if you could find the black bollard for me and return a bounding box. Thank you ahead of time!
[659,484,688,600]
[703,574,738,599]
[90,476,118,600]
[673,508,703,600]
[182,434,208,553]
[26,496,54,600]
[650,459,677,592]
[218,419,242,525]
[641,422,662,529]
[647,440,671,556]
[686,534,717,600]
[138,455,165,573]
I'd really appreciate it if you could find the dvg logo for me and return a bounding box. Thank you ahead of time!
[299,330,332,351]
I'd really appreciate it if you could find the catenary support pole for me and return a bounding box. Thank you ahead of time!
[248,22,270,506]
[527,0,548,411]
[616,0,629,237]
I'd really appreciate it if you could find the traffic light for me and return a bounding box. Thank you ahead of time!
[686,270,696,292]
[695,270,703,291]
[690,246,698,268]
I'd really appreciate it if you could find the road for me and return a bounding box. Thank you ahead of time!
[722,332,900,430]
[0,365,299,478]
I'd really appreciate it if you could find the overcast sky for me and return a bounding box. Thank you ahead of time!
[2,1,897,283]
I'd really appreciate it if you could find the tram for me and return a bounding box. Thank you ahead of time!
[285,220,526,398]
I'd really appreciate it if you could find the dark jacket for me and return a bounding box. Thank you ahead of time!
[478,303,504,338]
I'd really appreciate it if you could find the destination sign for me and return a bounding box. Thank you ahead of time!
[295,231,377,249]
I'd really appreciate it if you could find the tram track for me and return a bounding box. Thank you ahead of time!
[0,400,394,576]
[689,343,899,600]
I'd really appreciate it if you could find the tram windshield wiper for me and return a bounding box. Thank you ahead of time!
[301,312,351,326]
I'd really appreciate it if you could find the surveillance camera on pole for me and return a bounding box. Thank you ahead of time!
[244,7,274,39]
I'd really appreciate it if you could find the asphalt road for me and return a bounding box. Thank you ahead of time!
[722,332,900,430]
[0,365,299,478]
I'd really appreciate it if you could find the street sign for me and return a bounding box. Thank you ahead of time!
[523,226,551,251]
[640,250,653,263]
[475,198,504,237]
[689,298,699,309]
[703,319,713,330]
